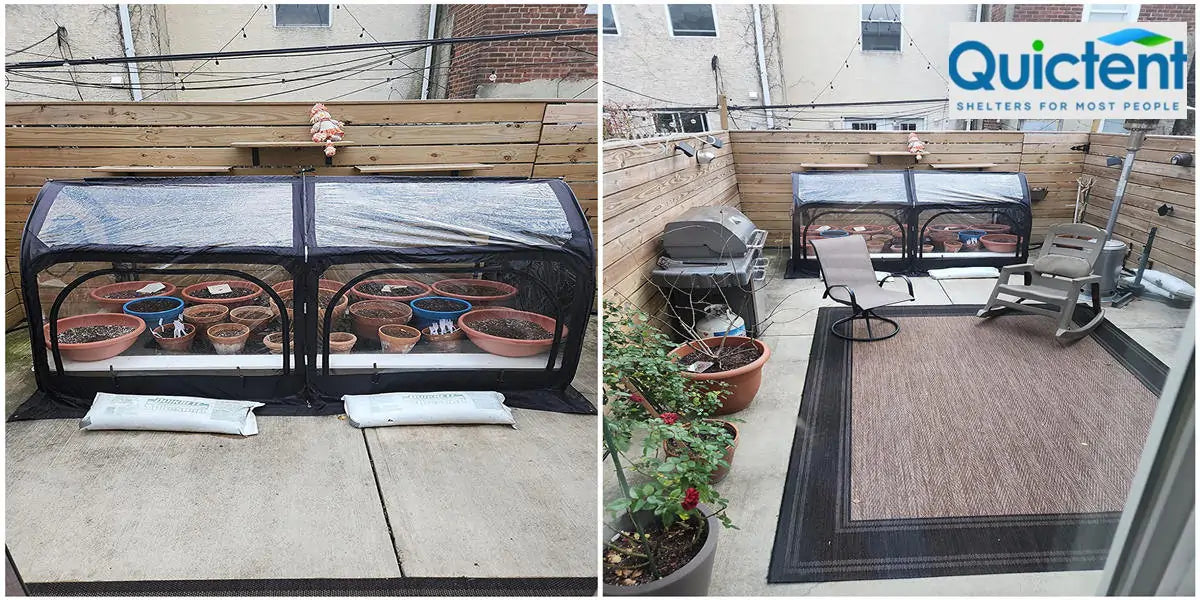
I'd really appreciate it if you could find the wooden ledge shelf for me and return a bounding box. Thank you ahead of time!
[230,140,356,166]
[930,163,998,170]
[355,163,495,174]
[91,166,232,173]
[869,150,928,164]
[799,163,869,170]
[230,141,356,148]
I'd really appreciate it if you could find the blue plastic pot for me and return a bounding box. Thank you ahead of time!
[410,296,472,329]
[122,295,185,328]
[819,229,849,238]
[957,229,987,251]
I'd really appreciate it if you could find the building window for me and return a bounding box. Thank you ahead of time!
[898,122,917,131]
[667,4,717,37]
[845,117,924,130]
[851,122,878,131]
[1082,4,1140,22]
[275,4,331,27]
[861,4,902,51]
[1019,119,1062,131]
[603,4,619,35]
[655,111,709,134]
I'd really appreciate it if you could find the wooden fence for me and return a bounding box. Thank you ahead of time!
[602,131,738,318]
[5,99,597,328]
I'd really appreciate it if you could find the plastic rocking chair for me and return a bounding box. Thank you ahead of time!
[976,222,1107,342]
[811,235,915,342]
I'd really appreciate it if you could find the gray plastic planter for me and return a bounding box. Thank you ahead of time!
[603,506,720,596]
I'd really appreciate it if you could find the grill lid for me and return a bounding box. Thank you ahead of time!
[662,206,764,259]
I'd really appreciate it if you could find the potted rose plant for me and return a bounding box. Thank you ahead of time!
[602,302,736,596]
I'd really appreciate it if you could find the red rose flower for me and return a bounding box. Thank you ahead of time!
[630,393,645,404]
[681,487,700,510]
[660,412,680,425]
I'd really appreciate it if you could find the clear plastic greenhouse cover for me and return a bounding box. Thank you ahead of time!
[37,182,294,248]
[314,180,573,249]
[793,172,908,205]
[912,172,1027,205]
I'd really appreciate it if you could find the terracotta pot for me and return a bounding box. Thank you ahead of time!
[432,278,518,306]
[379,324,421,354]
[151,322,196,352]
[889,244,905,253]
[931,223,969,233]
[421,325,465,353]
[669,336,771,416]
[603,507,720,596]
[327,331,357,354]
[181,280,263,309]
[980,233,1019,253]
[866,241,885,254]
[262,331,293,354]
[458,307,563,358]
[44,313,146,362]
[229,306,274,333]
[271,278,343,294]
[929,230,959,244]
[847,224,885,236]
[89,280,178,313]
[182,304,229,338]
[272,289,350,333]
[942,240,963,253]
[975,223,1012,234]
[663,420,740,484]
[921,244,934,253]
[348,300,412,341]
[869,234,893,242]
[349,278,431,303]
[206,322,250,355]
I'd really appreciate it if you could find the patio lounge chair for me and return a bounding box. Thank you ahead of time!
[976,222,1106,342]
[811,235,915,341]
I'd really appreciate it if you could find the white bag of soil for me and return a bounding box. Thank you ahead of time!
[80,393,264,436]
[343,391,515,428]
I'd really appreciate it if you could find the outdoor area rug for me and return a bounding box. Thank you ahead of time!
[767,304,1168,583]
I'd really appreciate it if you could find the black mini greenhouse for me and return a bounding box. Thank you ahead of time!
[14,176,595,419]
[788,170,1032,277]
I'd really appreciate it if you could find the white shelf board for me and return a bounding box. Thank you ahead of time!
[53,351,558,373]
[317,352,557,371]
[52,353,285,373]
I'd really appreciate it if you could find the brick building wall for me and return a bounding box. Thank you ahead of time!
[443,4,597,99]
[989,3,1194,32]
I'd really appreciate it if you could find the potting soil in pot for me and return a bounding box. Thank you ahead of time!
[677,343,762,372]
[604,517,707,587]
[191,286,254,299]
[439,283,505,296]
[103,290,158,299]
[354,307,404,318]
[358,282,423,297]
[471,318,552,340]
[210,329,244,338]
[125,298,179,313]
[413,298,463,312]
[58,325,136,344]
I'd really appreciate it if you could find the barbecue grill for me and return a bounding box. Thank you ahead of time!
[651,206,770,337]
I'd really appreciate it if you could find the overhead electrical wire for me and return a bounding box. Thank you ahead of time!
[602,81,701,107]
[6,30,59,57]
[142,3,266,100]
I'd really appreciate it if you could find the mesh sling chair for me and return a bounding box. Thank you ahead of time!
[811,235,915,341]
[976,222,1107,342]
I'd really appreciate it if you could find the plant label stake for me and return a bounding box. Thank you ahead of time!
[381,284,395,293]
[208,283,233,295]
[172,317,186,339]
[136,282,165,294]
[687,361,714,373]
[429,318,456,336]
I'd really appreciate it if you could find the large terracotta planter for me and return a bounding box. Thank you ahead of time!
[181,280,263,309]
[458,308,563,358]
[44,313,145,362]
[272,289,349,333]
[975,223,1012,234]
[348,300,412,341]
[669,336,770,415]
[664,420,740,484]
[271,278,343,294]
[432,278,518,306]
[603,506,720,596]
[350,278,431,303]
[980,233,1019,253]
[182,304,229,338]
[89,280,178,312]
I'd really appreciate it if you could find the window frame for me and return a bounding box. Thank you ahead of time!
[273,3,333,28]
[602,4,620,36]
[665,4,718,38]
[1082,3,1141,23]
[860,4,903,53]
[654,111,710,134]
[843,116,925,131]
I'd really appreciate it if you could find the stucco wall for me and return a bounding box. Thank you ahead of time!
[602,4,783,132]
[774,3,978,130]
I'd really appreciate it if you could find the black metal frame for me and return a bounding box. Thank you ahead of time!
[821,274,913,342]
[17,175,596,416]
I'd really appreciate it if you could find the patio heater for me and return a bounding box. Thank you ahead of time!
[1090,118,1159,304]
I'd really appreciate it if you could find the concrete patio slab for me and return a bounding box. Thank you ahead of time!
[1122,326,1185,365]
[1105,297,1191,330]
[366,409,596,578]
[5,417,401,583]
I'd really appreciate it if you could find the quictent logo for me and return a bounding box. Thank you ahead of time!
[948,23,1187,119]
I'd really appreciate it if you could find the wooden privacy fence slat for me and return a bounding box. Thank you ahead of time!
[4,100,598,329]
